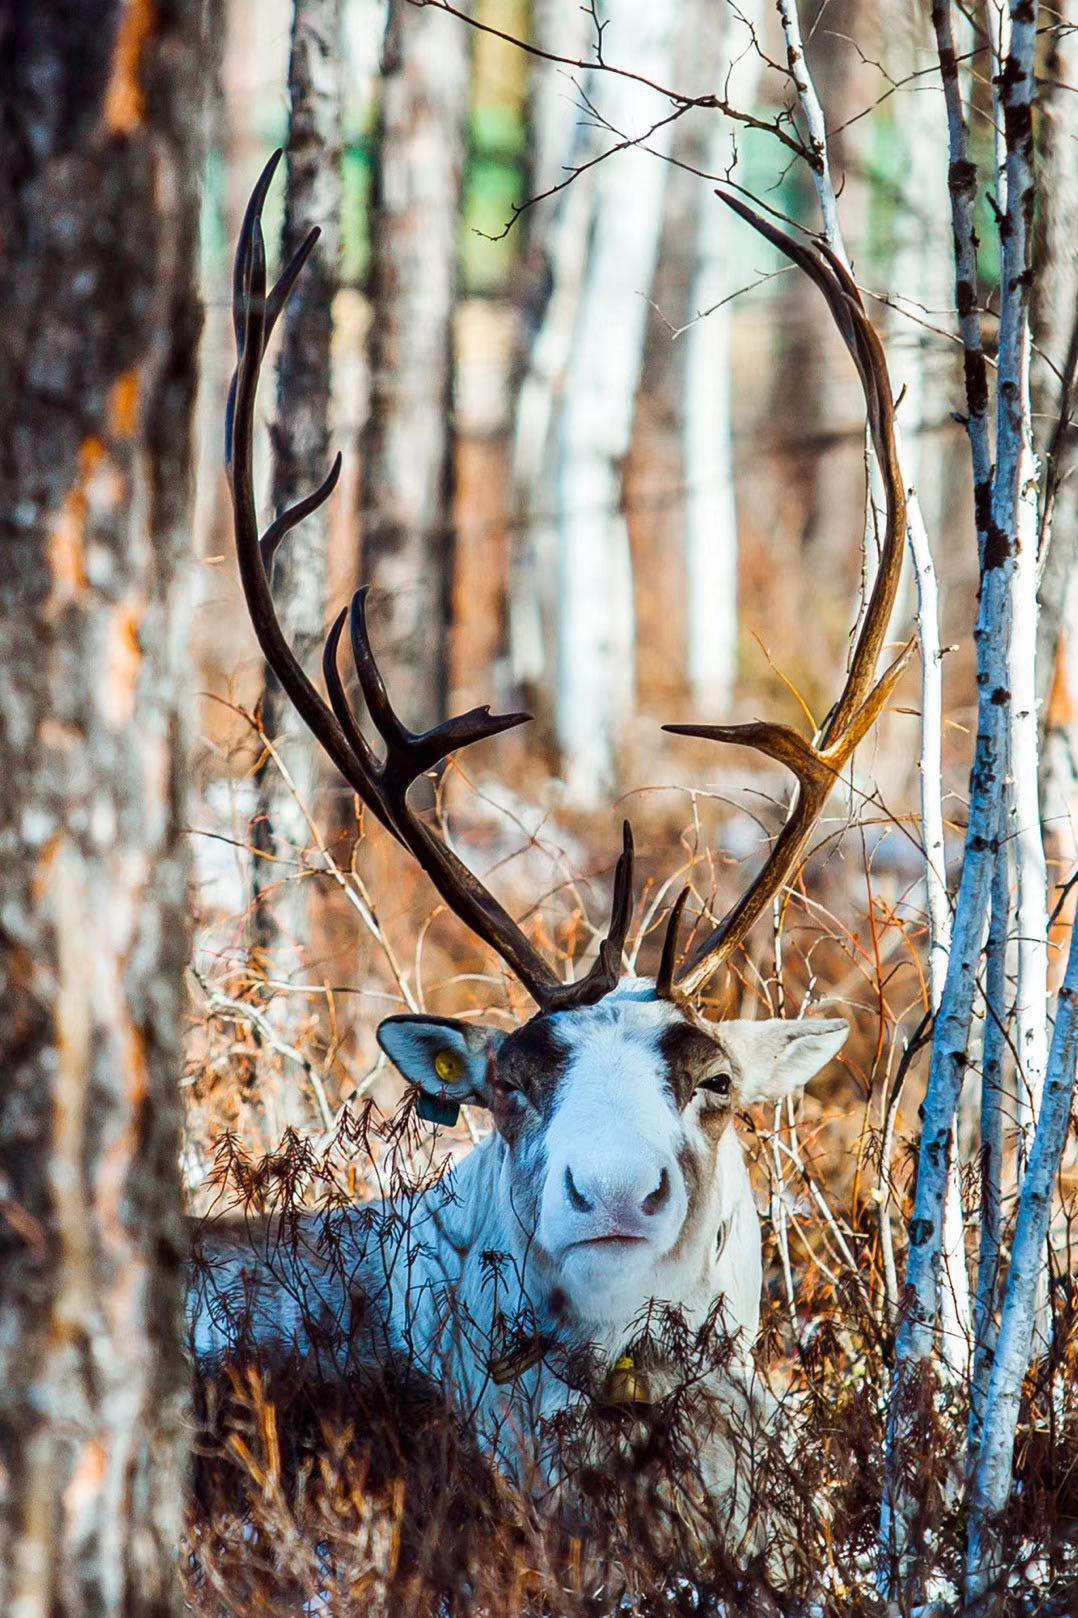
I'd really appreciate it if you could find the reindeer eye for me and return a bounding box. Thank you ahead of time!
[697,1072,731,1099]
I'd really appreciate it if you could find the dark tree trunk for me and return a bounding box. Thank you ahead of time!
[360,0,470,733]
[0,3,206,1611]
[251,0,344,1035]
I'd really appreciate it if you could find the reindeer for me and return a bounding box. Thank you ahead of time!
[189,154,908,1558]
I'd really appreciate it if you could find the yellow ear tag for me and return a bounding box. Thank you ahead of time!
[417,1048,464,1127]
[434,1048,463,1083]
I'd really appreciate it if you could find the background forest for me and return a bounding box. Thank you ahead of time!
[1,0,1076,1614]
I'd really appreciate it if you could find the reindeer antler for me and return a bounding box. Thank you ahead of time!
[228,151,633,1012]
[661,191,912,999]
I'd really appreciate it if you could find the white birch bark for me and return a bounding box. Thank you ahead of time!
[930,0,993,515]
[509,0,591,713]
[1034,41,1078,1102]
[554,0,678,805]
[874,0,1016,1592]
[1007,439,1048,1167]
[907,487,973,1390]
[681,0,764,713]
[361,0,470,732]
[252,0,344,1031]
[888,0,974,1387]
[1033,2,1078,848]
[964,917,1078,1603]
[967,845,1009,1466]
[775,0,847,260]
[985,0,1049,1178]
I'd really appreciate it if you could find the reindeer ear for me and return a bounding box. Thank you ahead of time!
[377,1016,506,1126]
[719,1017,848,1104]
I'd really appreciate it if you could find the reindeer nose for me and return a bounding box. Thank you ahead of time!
[641,1166,670,1216]
[563,1161,673,1221]
[564,1164,594,1213]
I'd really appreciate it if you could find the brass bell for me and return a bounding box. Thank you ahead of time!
[602,1354,653,1406]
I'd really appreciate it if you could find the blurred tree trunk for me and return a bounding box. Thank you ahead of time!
[886,0,974,1388]
[190,0,229,564]
[250,0,344,1021]
[360,0,470,734]
[887,0,954,623]
[681,0,764,714]
[554,0,678,804]
[508,0,589,727]
[776,0,872,578]
[634,0,760,718]
[1034,2,1078,859]
[0,2,206,1613]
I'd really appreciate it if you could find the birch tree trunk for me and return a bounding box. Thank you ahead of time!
[360,0,470,733]
[0,2,206,1611]
[555,0,677,804]
[680,0,764,714]
[965,922,1078,1603]
[883,0,1042,1596]
[888,0,974,1391]
[508,0,590,723]
[1034,2,1078,854]
[251,0,344,1011]
[990,3,1049,1177]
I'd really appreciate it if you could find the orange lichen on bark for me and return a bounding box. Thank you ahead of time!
[63,1440,108,1524]
[102,599,145,728]
[103,0,158,135]
[1046,630,1076,730]
[47,438,109,611]
[110,370,140,440]
[124,1018,150,1109]
[30,834,62,909]
[99,1010,151,1233]
[48,496,88,606]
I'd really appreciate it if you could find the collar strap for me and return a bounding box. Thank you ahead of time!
[489,1332,550,1386]
[490,1336,657,1407]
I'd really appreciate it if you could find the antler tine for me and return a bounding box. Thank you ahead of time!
[227,160,375,807]
[261,453,342,574]
[664,192,912,998]
[321,608,389,810]
[229,152,636,1013]
[560,821,635,1006]
[656,886,692,1002]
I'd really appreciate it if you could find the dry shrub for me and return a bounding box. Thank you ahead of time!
[181,1091,1077,1616]
[182,763,1078,1614]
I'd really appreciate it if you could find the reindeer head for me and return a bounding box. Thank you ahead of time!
[226,156,906,1331]
[378,986,846,1325]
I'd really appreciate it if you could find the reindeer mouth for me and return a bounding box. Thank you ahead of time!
[566,1233,649,1252]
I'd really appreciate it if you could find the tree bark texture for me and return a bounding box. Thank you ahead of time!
[554,0,677,805]
[883,0,1041,1595]
[251,0,344,1012]
[0,2,206,1612]
[507,0,590,724]
[360,0,469,734]
[1034,1,1078,849]
[965,916,1078,1601]
[681,0,764,715]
